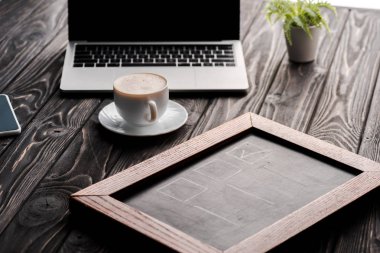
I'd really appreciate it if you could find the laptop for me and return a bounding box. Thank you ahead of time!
[60,0,249,93]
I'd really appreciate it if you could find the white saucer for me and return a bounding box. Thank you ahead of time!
[98,101,188,136]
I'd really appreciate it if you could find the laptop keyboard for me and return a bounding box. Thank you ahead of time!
[73,44,235,67]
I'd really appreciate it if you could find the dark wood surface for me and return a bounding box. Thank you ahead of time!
[72,113,380,253]
[0,0,380,252]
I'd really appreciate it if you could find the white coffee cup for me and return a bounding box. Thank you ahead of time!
[113,73,169,126]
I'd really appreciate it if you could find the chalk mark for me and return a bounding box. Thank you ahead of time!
[227,184,275,205]
[194,205,239,226]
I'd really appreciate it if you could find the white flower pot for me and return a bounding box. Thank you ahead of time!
[285,26,321,63]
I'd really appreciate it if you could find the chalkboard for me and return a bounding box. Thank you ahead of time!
[117,132,355,250]
[72,113,380,253]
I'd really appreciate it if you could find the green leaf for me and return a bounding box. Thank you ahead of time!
[263,0,336,43]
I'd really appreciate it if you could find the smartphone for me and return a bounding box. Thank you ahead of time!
[0,94,21,136]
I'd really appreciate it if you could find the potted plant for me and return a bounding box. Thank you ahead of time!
[265,0,336,63]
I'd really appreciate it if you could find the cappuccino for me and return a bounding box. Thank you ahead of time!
[114,73,166,95]
[113,73,169,126]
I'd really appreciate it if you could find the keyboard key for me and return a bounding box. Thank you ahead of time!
[84,63,95,67]
[74,44,234,68]
[75,59,95,63]
[226,63,236,67]
[218,45,233,50]
[171,54,182,58]
[75,52,90,56]
[122,59,132,63]
[74,56,92,60]
[192,63,202,67]
[121,63,176,67]
[216,54,233,59]
[93,54,103,59]
[214,63,224,67]
[128,55,138,59]
[212,59,234,63]
[73,63,83,67]
[82,60,97,64]
[206,46,216,50]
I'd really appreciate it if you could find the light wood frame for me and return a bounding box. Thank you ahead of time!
[71,113,380,253]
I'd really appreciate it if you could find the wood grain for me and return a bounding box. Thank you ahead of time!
[0,0,67,92]
[226,172,380,253]
[0,0,67,157]
[96,97,210,176]
[1,0,380,252]
[251,114,380,172]
[0,188,71,253]
[332,199,379,253]
[0,30,68,157]
[307,9,380,152]
[359,67,380,163]
[328,10,380,252]
[0,142,8,158]
[259,8,349,132]
[0,0,49,42]
[59,96,211,252]
[73,196,221,253]
[0,93,101,235]
[73,113,252,196]
[71,114,380,253]
[191,5,287,136]
[269,8,380,253]
[0,103,109,252]
[3,97,209,253]
[239,0,264,39]
[269,189,380,253]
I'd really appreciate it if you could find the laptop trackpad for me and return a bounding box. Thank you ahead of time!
[63,68,196,92]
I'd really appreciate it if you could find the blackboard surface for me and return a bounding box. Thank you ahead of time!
[117,132,356,250]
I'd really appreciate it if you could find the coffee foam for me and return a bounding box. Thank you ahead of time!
[114,74,166,95]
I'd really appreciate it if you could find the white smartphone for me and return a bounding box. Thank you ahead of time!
[0,94,21,136]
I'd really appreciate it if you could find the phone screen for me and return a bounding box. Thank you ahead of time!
[0,95,20,133]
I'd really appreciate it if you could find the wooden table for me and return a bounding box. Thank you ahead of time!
[1,0,380,252]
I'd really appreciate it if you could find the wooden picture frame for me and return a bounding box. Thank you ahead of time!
[71,113,380,253]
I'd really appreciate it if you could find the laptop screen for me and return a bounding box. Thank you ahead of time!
[68,0,240,41]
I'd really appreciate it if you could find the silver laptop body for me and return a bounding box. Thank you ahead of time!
[60,0,249,93]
